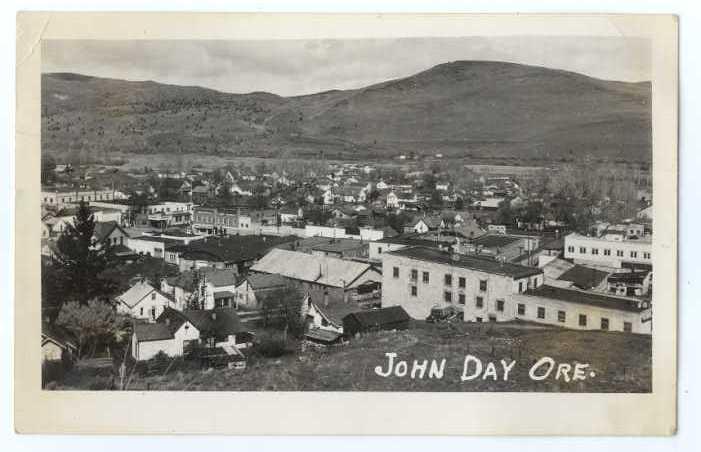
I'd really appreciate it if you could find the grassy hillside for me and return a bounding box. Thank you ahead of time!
[42,61,652,163]
[54,321,651,392]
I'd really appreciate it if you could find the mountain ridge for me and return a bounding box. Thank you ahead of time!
[41,60,652,163]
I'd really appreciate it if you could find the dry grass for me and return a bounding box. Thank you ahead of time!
[54,321,651,392]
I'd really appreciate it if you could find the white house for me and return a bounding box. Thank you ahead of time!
[115,280,177,321]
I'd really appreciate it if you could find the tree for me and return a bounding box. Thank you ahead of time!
[259,284,304,338]
[454,197,464,210]
[496,199,515,226]
[57,299,121,358]
[430,190,443,208]
[51,202,116,310]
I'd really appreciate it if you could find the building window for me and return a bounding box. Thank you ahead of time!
[579,247,586,254]
[623,322,632,333]
[617,250,624,257]
[140,307,144,316]
[537,307,545,319]
[458,293,466,304]
[151,292,156,300]
[444,291,452,303]
[567,246,575,253]
[476,296,484,308]
[557,310,566,323]
[496,299,505,312]
[517,303,525,315]
[601,318,609,331]
[630,251,638,258]
[422,271,430,283]
[444,274,452,286]
[377,247,382,254]
[479,280,487,291]
[458,277,466,288]
[643,252,651,259]
[476,317,483,323]
[592,248,599,255]
[393,267,399,278]
[410,269,418,281]
[604,249,611,256]
[411,285,417,297]
[519,281,524,293]
[579,314,587,327]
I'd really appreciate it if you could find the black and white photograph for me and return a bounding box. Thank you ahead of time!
[37,34,659,393]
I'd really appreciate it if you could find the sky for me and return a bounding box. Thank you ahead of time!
[42,37,651,97]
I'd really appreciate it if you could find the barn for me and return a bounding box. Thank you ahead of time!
[342,306,411,336]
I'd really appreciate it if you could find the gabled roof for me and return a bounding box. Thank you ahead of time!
[305,327,343,343]
[93,221,128,243]
[42,322,78,349]
[116,280,158,308]
[245,273,289,291]
[133,323,174,342]
[251,248,377,288]
[312,299,363,328]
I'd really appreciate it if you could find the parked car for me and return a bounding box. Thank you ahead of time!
[426,304,464,323]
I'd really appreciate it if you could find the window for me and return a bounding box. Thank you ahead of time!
[393,267,399,278]
[140,307,144,316]
[151,292,156,300]
[579,247,586,254]
[617,250,624,257]
[643,252,651,259]
[321,318,329,327]
[579,314,587,326]
[630,251,638,258]
[517,303,526,315]
[519,281,524,293]
[458,277,466,288]
[151,307,156,320]
[476,317,483,323]
[410,269,418,281]
[476,296,484,308]
[422,271,430,283]
[537,307,545,319]
[479,280,487,291]
[444,291,452,303]
[592,248,599,255]
[601,318,609,330]
[444,274,452,286]
[567,246,575,253]
[458,294,466,305]
[604,249,611,256]
[411,286,417,297]
[377,247,382,254]
[496,300,505,312]
[623,322,632,333]
[557,310,566,323]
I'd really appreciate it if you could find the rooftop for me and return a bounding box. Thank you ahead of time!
[523,285,647,313]
[472,234,522,248]
[388,246,543,279]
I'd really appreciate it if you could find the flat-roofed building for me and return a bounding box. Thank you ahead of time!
[509,285,651,334]
[381,246,543,320]
[564,232,652,269]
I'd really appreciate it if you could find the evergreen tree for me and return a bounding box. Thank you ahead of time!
[52,201,116,309]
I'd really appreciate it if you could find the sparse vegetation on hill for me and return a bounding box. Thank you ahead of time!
[42,61,652,164]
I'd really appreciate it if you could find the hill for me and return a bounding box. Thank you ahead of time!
[41,61,652,163]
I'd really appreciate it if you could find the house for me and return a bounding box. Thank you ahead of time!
[161,267,239,310]
[381,246,543,320]
[234,273,290,310]
[251,248,383,306]
[42,322,77,363]
[131,308,253,361]
[385,191,399,209]
[115,280,177,321]
[412,215,444,234]
[509,285,651,334]
[606,270,652,297]
[92,220,129,249]
[342,306,411,336]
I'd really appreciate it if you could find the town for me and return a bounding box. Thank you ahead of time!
[39,154,653,391]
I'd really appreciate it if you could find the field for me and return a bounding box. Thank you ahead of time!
[53,321,651,392]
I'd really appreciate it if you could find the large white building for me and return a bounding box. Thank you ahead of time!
[564,232,652,269]
[509,285,652,335]
[381,246,544,320]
